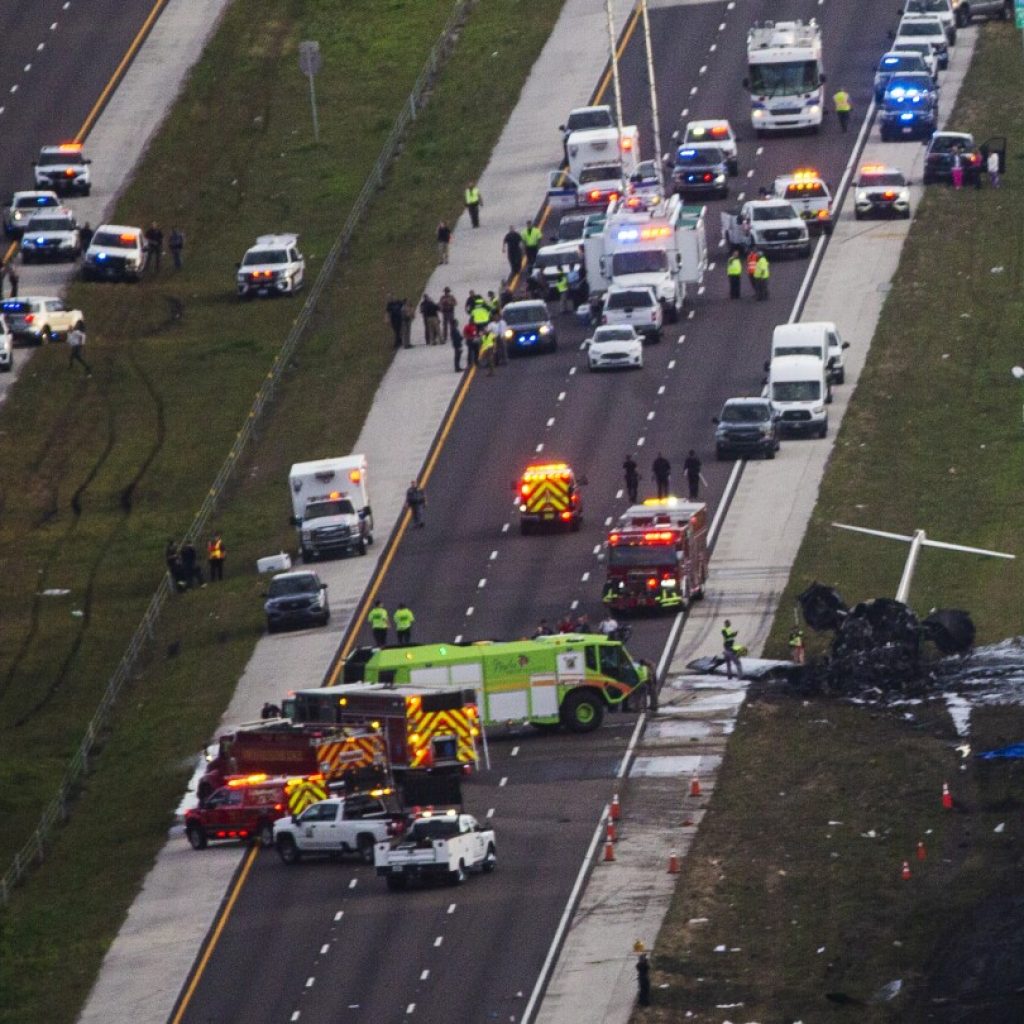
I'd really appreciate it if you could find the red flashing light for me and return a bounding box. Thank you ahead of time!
[861,163,885,174]
[710,125,728,136]
[561,510,572,521]
[58,143,83,152]
[643,531,675,542]
[621,136,634,151]
[646,577,658,590]
[609,532,620,545]
[520,483,531,497]
[882,190,897,199]
[589,190,602,201]
[119,233,137,244]
[702,173,712,182]
[23,314,34,324]
[65,168,76,177]
[816,209,829,219]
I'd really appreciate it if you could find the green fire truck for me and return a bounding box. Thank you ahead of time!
[343,635,649,733]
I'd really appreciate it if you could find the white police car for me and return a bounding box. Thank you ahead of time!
[82,225,145,281]
[19,207,81,262]
[33,143,92,196]
[237,234,305,298]
[3,190,60,238]
[679,119,738,176]
[853,164,911,220]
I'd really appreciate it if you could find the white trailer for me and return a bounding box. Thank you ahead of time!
[745,20,824,133]
[288,455,373,561]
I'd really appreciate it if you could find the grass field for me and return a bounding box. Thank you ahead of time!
[0,1,565,1022]
[638,20,1024,1022]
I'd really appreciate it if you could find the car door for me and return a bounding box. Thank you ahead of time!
[46,300,69,334]
[205,787,244,832]
[980,136,1007,173]
[298,802,339,850]
[546,169,579,211]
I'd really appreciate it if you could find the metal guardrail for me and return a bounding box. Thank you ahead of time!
[0,0,476,908]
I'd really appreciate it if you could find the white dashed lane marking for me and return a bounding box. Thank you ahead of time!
[689,85,698,96]
[698,65,706,74]
[546,417,555,427]
[718,20,726,30]
[454,634,463,643]
[486,807,495,818]
[557,391,566,401]
[291,1013,300,1022]
[406,1004,416,1015]
[581,571,590,582]
[658,385,665,395]
[320,944,330,955]
[420,969,430,981]
[502,522,510,533]
[746,169,755,178]
[709,42,717,52]
[499,777,508,787]
[490,549,498,560]
[477,578,486,589]
[604,516,613,526]
[668,359,676,369]
[592,544,601,555]
[535,442,544,452]
[306,977,315,989]
[647,411,655,421]
[434,936,444,947]
[615,488,623,499]
[737,191,746,201]
[466,606,475,616]
[637,436,646,446]
[348,879,357,889]
[511,746,520,757]
[23,63,31,73]
[334,911,343,921]
[448,902,457,913]
[570,598,579,609]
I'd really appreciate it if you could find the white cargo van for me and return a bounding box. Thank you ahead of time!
[289,455,373,561]
[771,321,849,384]
[768,355,830,437]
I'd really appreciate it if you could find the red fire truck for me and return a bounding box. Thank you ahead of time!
[602,497,709,612]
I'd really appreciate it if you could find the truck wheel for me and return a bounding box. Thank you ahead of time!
[357,834,376,865]
[765,444,775,460]
[357,539,367,556]
[301,547,316,563]
[448,861,467,886]
[186,825,207,850]
[560,690,604,733]
[257,821,275,847]
[277,836,302,865]
[482,844,497,873]
[386,874,408,891]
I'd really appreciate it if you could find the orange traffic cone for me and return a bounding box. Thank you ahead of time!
[689,772,701,798]
[941,782,953,810]
[916,840,927,861]
[603,840,616,863]
[667,850,680,874]
[606,819,618,844]
[901,860,912,881]
[610,793,621,822]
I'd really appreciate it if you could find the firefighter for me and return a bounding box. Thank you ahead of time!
[368,600,390,646]
[394,603,415,645]
[721,619,742,679]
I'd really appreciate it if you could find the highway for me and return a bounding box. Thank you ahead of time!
[178,1,900,1021]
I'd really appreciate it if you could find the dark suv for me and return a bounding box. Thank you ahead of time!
[670,146,729,199]
[713,397,780,460]
[264,570,330,633]
[880,74,938,141]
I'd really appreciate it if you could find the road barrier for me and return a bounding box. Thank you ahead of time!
[0,0,478,908]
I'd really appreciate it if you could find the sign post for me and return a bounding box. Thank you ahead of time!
[298,40,322,144]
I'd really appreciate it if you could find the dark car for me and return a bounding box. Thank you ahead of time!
[879,74,938,140]
[922,131,984,184]
[501,300,557,355]
[264,570,329,633]
[670,146,729,199]
[873,51,930,101]
[713,397,780,460]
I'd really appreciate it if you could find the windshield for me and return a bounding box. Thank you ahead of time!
[503,303,549,326]
[722,403,770,423]
[611,251,668,276]
[859,172,906,187]
[92,231,135,248]
[534,251,577,270]
[410,819,460,841]
[930,134,972,153]
[751,205,796,221]
[772,380,821,402]
[609,546,678,567]
[906,0,949,12]
[579,165,620,185]
[675,147,724,166]
[16,196,58,210]
[27,218,74,231]
[748,61,820,97]
[567,109,612,131]
[899,19,943,36]
[268,575,320,597]
[557,216,588,241]
[305,498,355,518]
[878,55,925,73]
[39,151,85,166]
[775,345,823,359]
[243,249,286,266]
[607,290,654,309]
[593,327,637,343]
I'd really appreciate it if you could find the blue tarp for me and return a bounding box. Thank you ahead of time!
[976,743,1024,761]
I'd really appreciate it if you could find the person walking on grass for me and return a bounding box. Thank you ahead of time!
[67,322,91,376]
[207,533,226,581]
[169,227,185,270]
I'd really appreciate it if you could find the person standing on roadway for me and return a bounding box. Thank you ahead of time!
[623,455,640,504]
[726,249,742,300]
[833,88,851,133]
[554,268,571,314]
[437,220,452,264]
[522,219,543,267]
[462,321,479,367]
[503,225,524,280]
[478,323,497,376]
[721,619,742,679]
[394,604,415,644]
[753,252,770,301]
[451,321,464,372]
[652,453,671,499]
[465,182,482,228]
[683,449,702,500]
[745,249,758,296]
[368,600,390,646]
[406,480,426,527]
[67,322,92,376]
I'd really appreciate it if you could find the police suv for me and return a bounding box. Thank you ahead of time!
[19,207,81,262]
[82,225,145,282]
[33,143,92,196]
[237,234,305,298]
[3,190,60,237]
[879,73,938,141]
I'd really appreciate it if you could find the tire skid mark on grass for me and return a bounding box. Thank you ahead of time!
[119,349,166,511]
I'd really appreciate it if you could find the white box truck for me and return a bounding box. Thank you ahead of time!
[289,455,374,562]
[547,125,640,211]
[745,20,825,133]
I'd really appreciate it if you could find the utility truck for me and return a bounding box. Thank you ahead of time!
[745,20,825,133]
[289,455,373,561]
[547,125,640,210]
[375,810,496,889]
[721,199,810,257]
[275,792,407,864]
[588,193,707,321]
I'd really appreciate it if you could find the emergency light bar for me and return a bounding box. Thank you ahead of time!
[522,463,572,479]
[860,164,886,174]
[615,226,672,242]
[58,143,83,152]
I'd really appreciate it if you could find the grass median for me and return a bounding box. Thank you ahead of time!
[0,1,565,1021]
[638,20,1024,1022]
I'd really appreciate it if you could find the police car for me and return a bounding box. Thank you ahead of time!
[679,119,738,176]
[853,164,911,219]
[501,300,558,355]
[1,296,85,344]
[772,169,833,235]
[3,190,60,238]
[879,73,938,140]
[82,224,145,282]
[237,233,305,298]
[19,207,81,262]
[33,143,92,196]
[873,51,931,101]
[669,146,729,199]
[0,314,13,373]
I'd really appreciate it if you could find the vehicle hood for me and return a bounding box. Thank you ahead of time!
[238,261,290,276]
[301,512,358,528]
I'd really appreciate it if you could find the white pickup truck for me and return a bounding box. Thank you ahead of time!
[375,811,497,890]
[721,199,811,258]
[273,794,404,865]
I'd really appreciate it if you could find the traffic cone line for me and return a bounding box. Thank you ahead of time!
[916,840,927,861]
[603,839,616,863]
[689,772,701,798]
[901,860,912,881]
[941,782,953,810]
[606,818,618,844]
[610,793,621,822]
[667,850,680,874]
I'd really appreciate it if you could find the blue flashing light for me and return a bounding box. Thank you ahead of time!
[679,148,697,158]
[96,253,108,261]
[882,56,899,66]
[616,228,640,242]
[900,112,914,121]
[34,197,49,205]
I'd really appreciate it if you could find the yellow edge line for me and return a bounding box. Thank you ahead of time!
[169,844,259,1024]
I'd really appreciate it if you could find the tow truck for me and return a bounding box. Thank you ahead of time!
[515,461,583,533]
[745,19,825,133]
[771,169,833,236]
[375,810,497,889]
[603,499,709,611]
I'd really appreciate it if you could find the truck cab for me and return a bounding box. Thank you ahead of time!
[772,169,833,235]
[289,455,373,561]
[274,793,404,864]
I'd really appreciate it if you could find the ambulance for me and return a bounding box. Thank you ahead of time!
[515,462,583,534]
[289,454,373,561]
[547,125,641,210]
[342,635,650,733]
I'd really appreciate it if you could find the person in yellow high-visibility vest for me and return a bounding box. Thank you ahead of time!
[522,220,543,267]
[753,252,770,301]
[394,603,415,645]
[833,88,851,133]
[726,249,743,300]
[368,600,389,646]
[465,182,482,227]
[478,324,497,376]
[207,533,226,581]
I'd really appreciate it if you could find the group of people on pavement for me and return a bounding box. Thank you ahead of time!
[164,533,225,591]
[726,247,770,301]
[623,451,705,504]
[368,599,416,645]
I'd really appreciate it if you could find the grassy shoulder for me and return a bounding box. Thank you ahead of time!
[638,21,1024,1022]
[0,1,564,1022]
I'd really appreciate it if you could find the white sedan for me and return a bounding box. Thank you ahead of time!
[584,324,644,371]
